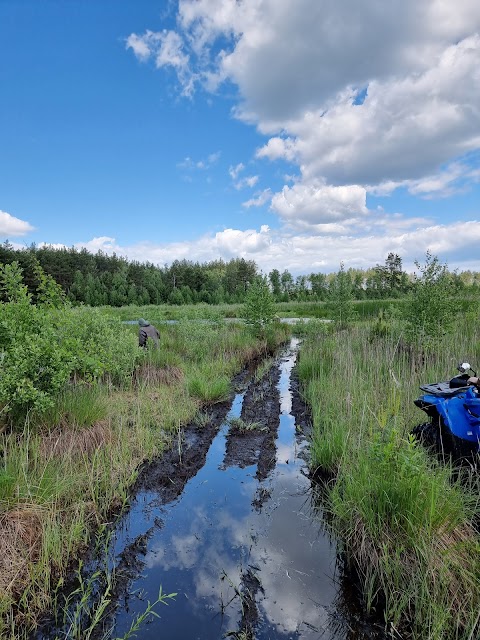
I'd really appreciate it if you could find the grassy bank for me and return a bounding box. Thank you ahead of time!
[297,318,480,639]
[101,299,409,321]
[0,307,290,638]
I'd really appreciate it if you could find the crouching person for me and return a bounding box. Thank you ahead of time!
[138,318,160,348]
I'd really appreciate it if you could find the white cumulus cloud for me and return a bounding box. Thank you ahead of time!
[229,163,244,179]
[242,188,272,208]
[130,1,480,198]
[70,218,480,275]
[234,175,259,190]
[0,210,35,236]
[127,28,194,95]
[257,35,480,187]
[213,224,272,256]
[271,182,368,228]
[124,1,480,272]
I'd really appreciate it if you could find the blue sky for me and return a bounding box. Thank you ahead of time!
[1,0,480,274]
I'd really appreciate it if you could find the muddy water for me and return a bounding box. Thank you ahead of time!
[101,338,375,640]
[36,338,381,640]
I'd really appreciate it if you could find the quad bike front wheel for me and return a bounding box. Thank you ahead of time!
[412,421,443,452]
[412,420,474,462]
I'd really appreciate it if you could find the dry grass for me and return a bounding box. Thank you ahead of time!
[133,364,184,386]
[0,507,44,597]
[39,422,113,459]
[341,514,480,637]
[429,523,480,615]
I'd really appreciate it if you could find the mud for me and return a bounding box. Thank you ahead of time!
[223,364,281,481]
[35,339,387,640]
[133,401,234,503]
[120,357,290,636]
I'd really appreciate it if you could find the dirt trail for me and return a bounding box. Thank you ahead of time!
[36,339,386,640]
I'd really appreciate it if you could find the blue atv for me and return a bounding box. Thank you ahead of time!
[413,362,480,460]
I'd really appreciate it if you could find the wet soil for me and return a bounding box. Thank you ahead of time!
[134,399,238,502]
[36,339,386,640]
[223,364,281,481]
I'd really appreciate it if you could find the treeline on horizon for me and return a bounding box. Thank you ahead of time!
[1,241,480,307]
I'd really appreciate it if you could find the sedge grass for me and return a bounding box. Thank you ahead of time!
[227,417,265,433]
[34,385,109,431]
[186,367,231,404]
[253,357,274,382]
[299,316,480,639]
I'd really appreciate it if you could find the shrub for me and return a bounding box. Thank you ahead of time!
[0,303,140,426]
[243,277,276,334]
[328,262,355,329]
[403,251,458,349]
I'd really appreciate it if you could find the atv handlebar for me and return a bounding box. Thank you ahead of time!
[449,373,480,390]
[468,376,480,388]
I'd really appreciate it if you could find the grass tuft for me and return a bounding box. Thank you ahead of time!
[227,417,265,433]
[186,363,231,404]
[36,386,109,431]
[134,363,184,386]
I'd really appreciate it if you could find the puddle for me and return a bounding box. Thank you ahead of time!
[36,338,384,640]
[122,317,325,325]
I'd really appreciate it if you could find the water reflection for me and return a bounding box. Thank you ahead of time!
[110,339,374,639]
[122,317,322,326]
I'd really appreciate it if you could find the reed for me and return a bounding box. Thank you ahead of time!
[298,316,480,639]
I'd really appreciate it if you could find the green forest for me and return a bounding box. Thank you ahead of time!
[2,241,480,307]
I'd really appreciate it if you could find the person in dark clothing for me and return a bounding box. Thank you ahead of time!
[138,318,160,348]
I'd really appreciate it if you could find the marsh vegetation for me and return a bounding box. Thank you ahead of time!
[1,252,479,639]
[0,262,290,638]
[297,314,480,638]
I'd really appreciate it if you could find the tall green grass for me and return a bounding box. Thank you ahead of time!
[102,298,479,325]
[35,385,109,430]
[186,366,231,404]
[298,317,480,639]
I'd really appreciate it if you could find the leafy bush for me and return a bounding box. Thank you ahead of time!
[0,302,139,425]
[0,260,31,303]
[0,303,69,419]
[53,307,139,382]
[242,277,276,333]
[403,251,458,349]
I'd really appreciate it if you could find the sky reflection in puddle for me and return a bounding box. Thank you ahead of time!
[111,339,346,639]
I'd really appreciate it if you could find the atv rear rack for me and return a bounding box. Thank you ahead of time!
[419,381,470,397]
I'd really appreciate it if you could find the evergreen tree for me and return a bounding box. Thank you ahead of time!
[373,253,408,298]
[169,288,184,305]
